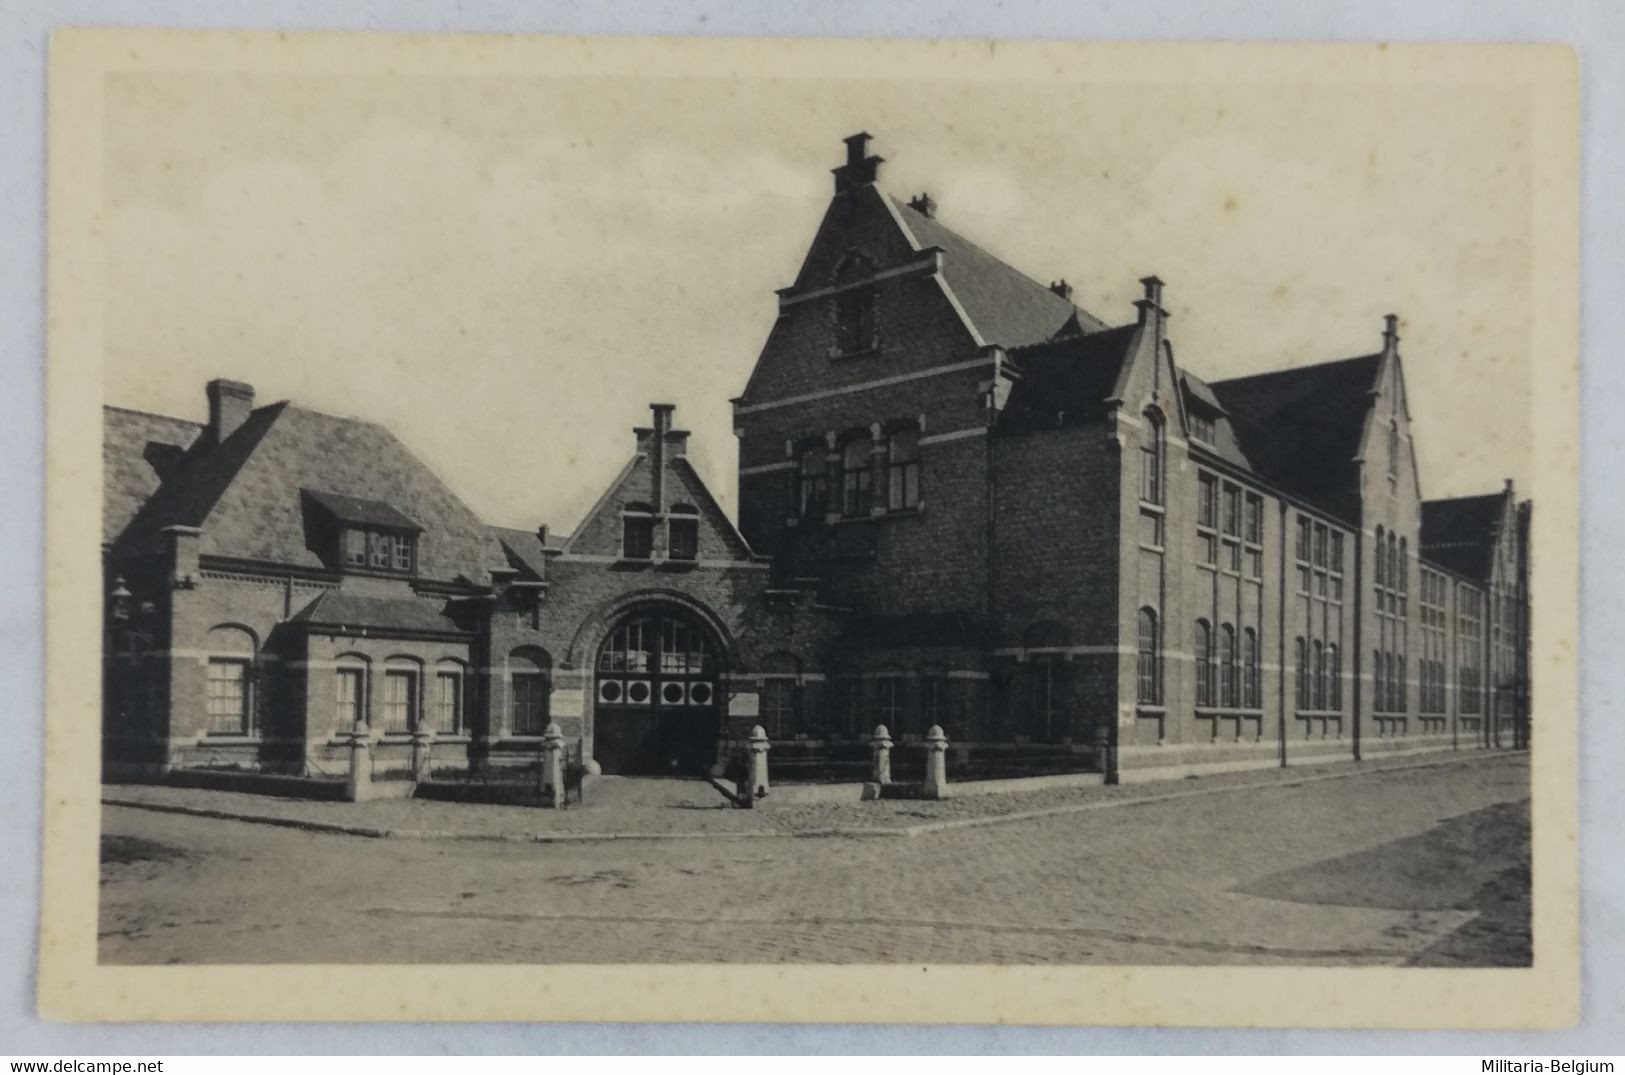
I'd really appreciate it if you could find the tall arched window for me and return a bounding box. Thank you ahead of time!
[1242,628,1259,708]
[1140,409,1164,505]
[509,646,552,736]
[1194,620,1213,707]
[1295,637,1308,710]
[796,441,828,520]
[334,654,370,735]
[1311,641,1326,710]
[1136,607,1161,705]
[1218,624,1236,708]
[840,433,873,517]
[204,625,257,736]
[1398,537,1408,594]
[833,255,877,355]
[1328,643,1341,709]
[1375,526,1386,588]
[1388,533,1399,591]
[885,424,921,511]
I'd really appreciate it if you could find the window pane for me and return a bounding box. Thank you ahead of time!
[623,517,653,559]
[512,672,548,735]
[435,672,461,734]
[344,529,367,565]
[382,670,416,733]
[206,659,249,734]
[669,518,699,560]
[336,668,363,732]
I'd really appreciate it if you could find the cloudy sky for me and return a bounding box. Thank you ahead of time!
[101,53,1534,531]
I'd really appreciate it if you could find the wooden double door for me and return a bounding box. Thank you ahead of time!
[593,609,720,775]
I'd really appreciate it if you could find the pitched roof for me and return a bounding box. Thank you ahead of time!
[290,591,467,636]
[1180,371,1252,470]
[303,488,422,532]
[1209,354,1382,517]
[103,406,204,545]
[892,197,1108,348]
[997,325,1140,434]
[493,526,550,579]
[109,401,507,584]
[1421,492,1504,580]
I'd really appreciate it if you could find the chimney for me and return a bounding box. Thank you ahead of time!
[1383,313,1400,350]
[206,379,254,443]
[649,403,675,513]
[1135,275,1166,326]
[908,192,937,219]
[832,131,884,195]
[1049,279,1074,300]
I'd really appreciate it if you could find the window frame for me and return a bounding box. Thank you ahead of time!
[205,657,252,736]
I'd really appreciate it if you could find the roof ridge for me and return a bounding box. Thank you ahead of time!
[1208,351,1382,391]
[888,193,1106,329]
[103,404,203,426]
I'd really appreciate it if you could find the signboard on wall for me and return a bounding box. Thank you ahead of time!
[728,690,759,718]
[552,688,585,718]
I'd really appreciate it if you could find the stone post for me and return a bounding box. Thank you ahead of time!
[541,721,566,808]
[410,725,435,784]
[345,720,372,803]
[746,724,771,801]
[924,724,950,799]
[870,723,893,785]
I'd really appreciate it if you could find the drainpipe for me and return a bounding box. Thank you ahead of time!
[1351,525,1364,762]
[1277,500,1288,767]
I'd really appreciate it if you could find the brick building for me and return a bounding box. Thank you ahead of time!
[102,133,1533,784]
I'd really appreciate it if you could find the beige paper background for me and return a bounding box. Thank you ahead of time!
[41,29,1581,1026]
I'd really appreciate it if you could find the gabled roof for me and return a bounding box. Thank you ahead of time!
[290,591,467,636]
[108,401,507,585]
[103,406,204,546]
[1421,492,1504,581]
[997,325,1139,434]
[1209,354,1382,516]
[892,196,1108,348]
[303,489,422,532]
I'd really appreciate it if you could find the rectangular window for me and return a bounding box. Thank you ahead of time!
[762,679,798,738]
[1222,485,1241,537]
[877,677,905,734]
[382,669,416,733]
[368,530,391,569]
[344,528,367,566]
[886,429,921,511]
[390,533,412,571]
[435,672,462,735]
[921,676,948,730]
[1191,413,1215,444]
[1244,494,1263,544]
[512,672,548,735]
[839,678,864,736]
[842,438,874,517]
[622,516,654,559]
[205,659,250,734]
[668,516,699,561]
[335,667,364,733]
[1139,508,1164,549]
[1198,474,1217,528]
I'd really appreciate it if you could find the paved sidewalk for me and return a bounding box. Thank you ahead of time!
[103,748,1517,842]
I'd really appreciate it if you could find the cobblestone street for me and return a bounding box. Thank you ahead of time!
[99,752,1530,966]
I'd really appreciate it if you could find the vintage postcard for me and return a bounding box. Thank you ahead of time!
[41,30,1579,1026]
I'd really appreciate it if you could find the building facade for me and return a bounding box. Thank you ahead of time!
[102,133,1533,784]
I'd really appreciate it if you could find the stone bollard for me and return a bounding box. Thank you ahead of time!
[870,723,893,785]
[410,724,435,784]
[746,724,771,801]
[345,720,373,803]
[924,723,950,799]
[540,721,566,808]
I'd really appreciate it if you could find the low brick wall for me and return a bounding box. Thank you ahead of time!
[158,768,351,801]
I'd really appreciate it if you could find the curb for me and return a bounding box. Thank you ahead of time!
[102,750,1519,845]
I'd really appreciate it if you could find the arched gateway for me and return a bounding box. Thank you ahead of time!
[593,605,722,775]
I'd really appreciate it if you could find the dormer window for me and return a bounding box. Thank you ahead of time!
[343,527,416,575]
[1190,412,1216,445]
[304,489,421,577]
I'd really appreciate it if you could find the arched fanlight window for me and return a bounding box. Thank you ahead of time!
[1194,620,1213,708]
[1136,607,1160,705]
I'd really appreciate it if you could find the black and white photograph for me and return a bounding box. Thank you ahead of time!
[38,30,1579,1028]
